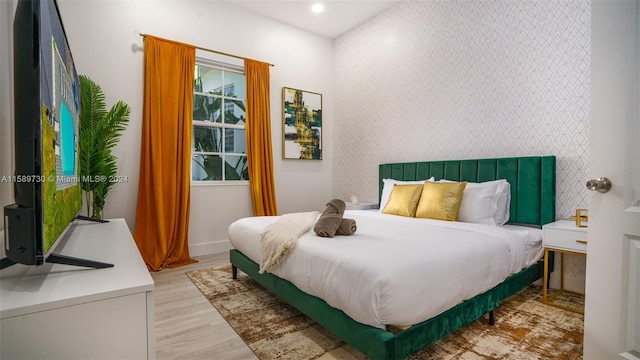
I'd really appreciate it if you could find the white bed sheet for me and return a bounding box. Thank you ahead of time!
[228,210,542,329]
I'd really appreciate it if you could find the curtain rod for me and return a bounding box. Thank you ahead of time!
[138,33,275,67]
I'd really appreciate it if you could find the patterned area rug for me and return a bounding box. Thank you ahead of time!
[186,265,584,359]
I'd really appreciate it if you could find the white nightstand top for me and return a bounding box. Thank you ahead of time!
[543,220,588,233]
[543,220,588,253]
[345,202,378,210]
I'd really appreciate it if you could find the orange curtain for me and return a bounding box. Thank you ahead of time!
[133,36,197,271]
[245,59,278,216]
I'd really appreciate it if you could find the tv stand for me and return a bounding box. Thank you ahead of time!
[0,218,155,359]
[75,214,109,223]
[41,215,115,269]
[0,257,15,270]
[46,252,114,268]
[0,245,114,271]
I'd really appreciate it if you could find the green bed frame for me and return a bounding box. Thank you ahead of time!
[230,155,556,360]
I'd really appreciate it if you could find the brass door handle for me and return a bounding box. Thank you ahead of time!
[576,240,587,244]
[586,177,612,193]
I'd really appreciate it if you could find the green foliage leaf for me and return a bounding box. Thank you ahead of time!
[79,75,130,219]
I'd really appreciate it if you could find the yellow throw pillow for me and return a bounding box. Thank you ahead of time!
[382,184,424,217]
[415,182,467,221]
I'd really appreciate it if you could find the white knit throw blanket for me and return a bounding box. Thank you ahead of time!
[259,211,319,274]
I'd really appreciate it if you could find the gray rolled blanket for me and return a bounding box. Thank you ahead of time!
[314,199,358,237]
[335,218,357,235]
[314,213,343,238]
[321,198,345,216]
[314,199,345,237]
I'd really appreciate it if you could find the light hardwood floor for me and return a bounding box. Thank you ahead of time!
[151,252,258,360]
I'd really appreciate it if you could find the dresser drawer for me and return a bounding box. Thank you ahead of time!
[543,227,588,253]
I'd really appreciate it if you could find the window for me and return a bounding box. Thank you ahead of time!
[192,60,248,181]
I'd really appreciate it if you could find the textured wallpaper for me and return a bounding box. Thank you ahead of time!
[333,0,591,225]
[333,0,590,283]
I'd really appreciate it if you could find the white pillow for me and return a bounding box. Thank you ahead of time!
[439,179,510,225]
[379,177,435,213]
[494,181,511,225]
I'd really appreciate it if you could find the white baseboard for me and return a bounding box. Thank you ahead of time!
[189,239,233,257]
[620,350,640,360]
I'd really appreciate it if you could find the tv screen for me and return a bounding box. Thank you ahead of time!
[3,0,109,269]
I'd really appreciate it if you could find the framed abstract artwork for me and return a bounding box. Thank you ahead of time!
[282,87,322,160]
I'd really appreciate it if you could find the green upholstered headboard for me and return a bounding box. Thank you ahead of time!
[379,156,556,227]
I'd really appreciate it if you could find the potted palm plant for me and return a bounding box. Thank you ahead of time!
[79,75,130,219]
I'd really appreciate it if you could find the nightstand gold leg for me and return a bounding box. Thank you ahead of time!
[542,221,587,315]
[560,252,565,290]
[541,248,585,314]
[543,249,549,303]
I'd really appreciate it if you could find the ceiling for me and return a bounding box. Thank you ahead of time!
[224,1,400,39]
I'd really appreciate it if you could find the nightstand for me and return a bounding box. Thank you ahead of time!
[345,202,378,210]
[542,220,587,314]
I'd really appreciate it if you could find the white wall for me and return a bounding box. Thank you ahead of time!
[1,0,595,262]
[334,0,591,221]
[50,0,334,255]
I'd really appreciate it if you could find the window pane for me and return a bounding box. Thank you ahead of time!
[224,99,246,125]
[195,65,222,95]
[193,126,222,152]
[192,154,223,181]
[193,94,221,122]
[225,155,248,180]
[225,72,246,99]
[193,63,248,182]
[224,128,246,153]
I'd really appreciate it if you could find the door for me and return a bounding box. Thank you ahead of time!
[584,1,640,359]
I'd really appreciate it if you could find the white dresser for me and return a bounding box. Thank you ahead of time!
[0,218,155,359]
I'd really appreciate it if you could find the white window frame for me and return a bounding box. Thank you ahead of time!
[192,57,248,184]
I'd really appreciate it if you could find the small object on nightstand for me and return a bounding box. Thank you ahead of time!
[542,220,588,314]
[569,208,588,228]
[345,201,378,210]
[350,195,359,206]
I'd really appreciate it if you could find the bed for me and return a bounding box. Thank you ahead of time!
[229,155,556,359]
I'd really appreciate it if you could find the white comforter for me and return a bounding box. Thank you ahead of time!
[228,210,542,329]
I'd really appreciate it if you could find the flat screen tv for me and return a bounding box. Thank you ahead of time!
[2,0,111,269]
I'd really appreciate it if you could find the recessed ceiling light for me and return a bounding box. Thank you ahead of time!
[311,3,324,13]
